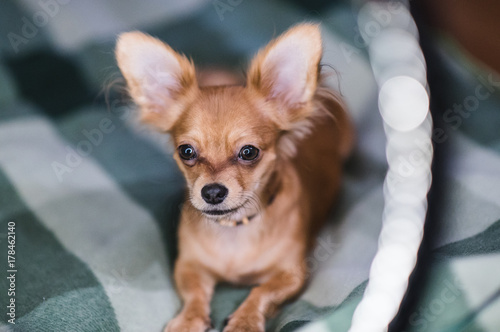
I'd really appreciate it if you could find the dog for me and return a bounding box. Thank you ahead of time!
[116,23,353,332]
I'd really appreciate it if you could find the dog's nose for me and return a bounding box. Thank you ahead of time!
[201,183,228,205]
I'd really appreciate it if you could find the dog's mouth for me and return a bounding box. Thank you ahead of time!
[199,199,251,220]
[201,204,258,227]
[201,208,238,216]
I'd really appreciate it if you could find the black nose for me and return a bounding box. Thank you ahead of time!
[201,183,228,205]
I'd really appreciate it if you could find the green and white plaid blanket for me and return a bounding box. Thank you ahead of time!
[0,1,499,331]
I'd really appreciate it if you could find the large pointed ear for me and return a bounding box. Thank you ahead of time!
[115,32,197,131]
[247,23,323,126]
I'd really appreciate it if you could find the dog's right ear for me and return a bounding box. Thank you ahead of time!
[115,32,197,131]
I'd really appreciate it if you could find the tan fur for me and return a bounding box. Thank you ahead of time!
[116,23,354,332]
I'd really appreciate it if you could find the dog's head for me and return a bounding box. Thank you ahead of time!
[116,24,323,222]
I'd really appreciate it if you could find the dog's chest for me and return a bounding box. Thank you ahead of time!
[188,221,299,284]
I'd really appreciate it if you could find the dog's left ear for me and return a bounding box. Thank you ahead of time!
[247,23,322,127]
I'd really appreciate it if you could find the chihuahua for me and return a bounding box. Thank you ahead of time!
[116,23,353,332]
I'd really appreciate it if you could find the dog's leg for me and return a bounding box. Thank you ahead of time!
[223,268,306,332]
[165,260,215,332]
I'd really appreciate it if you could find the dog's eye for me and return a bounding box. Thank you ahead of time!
[179,144,197,160]
[238,145,259,161]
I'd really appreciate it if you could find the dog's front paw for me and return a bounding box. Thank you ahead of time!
[164,314,211,332]
[222,312,265,332]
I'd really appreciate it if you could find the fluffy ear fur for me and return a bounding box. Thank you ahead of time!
[115,32,197,131]
[247,23,323,128]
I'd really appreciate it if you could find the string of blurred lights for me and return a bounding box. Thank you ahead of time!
[349,1,433,331]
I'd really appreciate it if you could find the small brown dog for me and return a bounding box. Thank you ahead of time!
[116,23,353,332]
